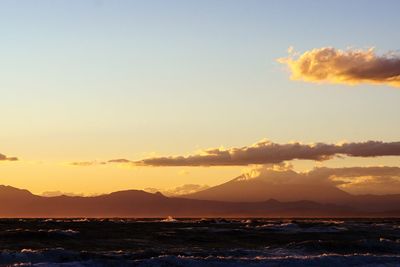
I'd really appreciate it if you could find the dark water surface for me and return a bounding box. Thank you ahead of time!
[0,218,399,266]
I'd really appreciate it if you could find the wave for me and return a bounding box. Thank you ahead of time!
[0,248,78,265]
[136,254,400,267]
[4,250,400,267]
[1,218,400,266]
[2,228,79,238]
[245,222,348,233]
[161,216,178,222]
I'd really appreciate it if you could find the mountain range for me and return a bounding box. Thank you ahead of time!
[1,175,400,217]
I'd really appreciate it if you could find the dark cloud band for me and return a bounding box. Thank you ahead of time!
[134,140,400,166]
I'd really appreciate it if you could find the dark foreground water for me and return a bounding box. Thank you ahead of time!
[0,218,399,266]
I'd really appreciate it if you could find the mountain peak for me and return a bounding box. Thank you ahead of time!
[0,185,34,198]
[185,173,352,204]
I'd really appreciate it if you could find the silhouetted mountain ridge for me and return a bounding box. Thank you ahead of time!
[0,184,400,217]
[0,185,36,199]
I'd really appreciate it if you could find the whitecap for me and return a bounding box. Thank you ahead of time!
[161,216,177,222]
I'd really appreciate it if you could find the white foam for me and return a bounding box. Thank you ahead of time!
[161,216,177,222]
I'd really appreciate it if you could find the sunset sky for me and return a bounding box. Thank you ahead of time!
[1,0,400,195]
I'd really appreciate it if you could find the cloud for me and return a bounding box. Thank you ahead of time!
[41,191,101,197]
[134,140,400,166]
[310,166,400,195]
[0,153,18,161]
[311,166,400,179]
[278,47,400,87]
[144,184,210,196]
[41,191,85,197]
[311,166,400,195]
[70,159,135,167]
[67,139,400,167]
[164,184,210,196]
[337,176,400,195]
[245,165,400,195]
[143,187,160,194]
[108,159,132,164]
[70,161,106,166]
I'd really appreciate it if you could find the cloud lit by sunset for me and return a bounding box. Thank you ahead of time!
[132,140,400,166]
[278,47,400,87]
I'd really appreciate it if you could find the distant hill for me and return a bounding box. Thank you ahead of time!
[0,185,400,217]
[184,172,353,203]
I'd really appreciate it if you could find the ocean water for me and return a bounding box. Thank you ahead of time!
[0,218,399,266]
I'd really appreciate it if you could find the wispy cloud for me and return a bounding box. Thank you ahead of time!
[144,184,210,196]
[311,166,400,195]
[0,153,18,161]
[41,191,101,197]
[70,161,106,166]
[278,47,400,87]
[41,191,85,197]
[245,165,400,195]
[69,159,133,167]
[107,159,132,164]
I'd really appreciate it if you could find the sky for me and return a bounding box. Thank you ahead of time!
[1,0,400,195]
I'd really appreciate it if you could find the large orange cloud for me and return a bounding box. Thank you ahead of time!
[278,47,400,87]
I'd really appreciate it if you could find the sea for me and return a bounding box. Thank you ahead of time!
[0,218,399,266]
